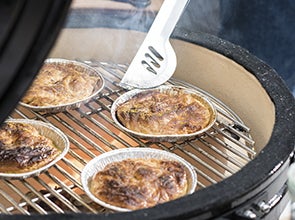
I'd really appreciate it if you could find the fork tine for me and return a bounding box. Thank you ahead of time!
[119,41,176,89]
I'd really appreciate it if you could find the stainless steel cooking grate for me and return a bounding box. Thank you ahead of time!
[0,61,256,215]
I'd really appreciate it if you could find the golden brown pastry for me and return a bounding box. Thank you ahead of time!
[22,62,100,106]
[0,122,61,173]
[116,88,213,135]
[89,158,188,210]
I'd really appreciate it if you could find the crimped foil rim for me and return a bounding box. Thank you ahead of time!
[111,85,217,142]
[19,58,105,113]
[0,119,70,179]
[81,147,197,212]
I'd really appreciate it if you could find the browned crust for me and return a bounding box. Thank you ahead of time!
[21,63,100,107]
[0,122,61,173]
[89,158,188,210]
[116,89,212,135]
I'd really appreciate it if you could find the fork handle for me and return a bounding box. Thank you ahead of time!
[147,0,190,40]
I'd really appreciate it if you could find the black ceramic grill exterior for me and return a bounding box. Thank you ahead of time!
[0,0,71,125]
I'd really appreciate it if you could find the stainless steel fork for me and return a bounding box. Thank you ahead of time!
[119,0,190,89]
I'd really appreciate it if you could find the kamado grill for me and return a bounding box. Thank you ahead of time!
[0,1,294,220]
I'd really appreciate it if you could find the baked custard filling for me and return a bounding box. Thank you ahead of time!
[0,122,60,173]
[22,62,100,107]
[89,158,188,210]
[116,89,212,135]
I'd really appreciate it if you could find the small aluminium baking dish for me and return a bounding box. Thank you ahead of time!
[111,85,216,142]
[0,119,69,179]
[81,147,197,212]
[20,58,105,113]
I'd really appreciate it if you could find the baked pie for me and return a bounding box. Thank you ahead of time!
[21,61,101,107]
[0,121,61,173]
[89,158,188,210]
[116,87,214,135]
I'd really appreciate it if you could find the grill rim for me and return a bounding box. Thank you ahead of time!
[111,29,295,219]
[126,28,295,219]
[1,30,294,220]
[84,29,293,219]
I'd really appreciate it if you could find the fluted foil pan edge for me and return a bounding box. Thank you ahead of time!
[81,147,197,212]
[19,58,105,113]
[0,119,70,179]
[111,85,217,142]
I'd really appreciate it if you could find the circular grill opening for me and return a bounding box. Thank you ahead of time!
[3,59,255,213]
